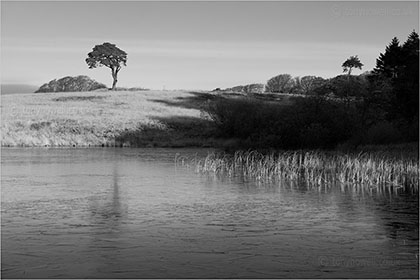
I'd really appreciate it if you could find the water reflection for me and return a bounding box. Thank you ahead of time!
[90,162,124,226]
[85,160,131,276]
[374,194,419,240]
[1,148,418,279]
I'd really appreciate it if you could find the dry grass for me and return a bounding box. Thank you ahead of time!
[1,90,214,147]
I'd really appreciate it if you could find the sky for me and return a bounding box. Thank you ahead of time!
[1,1,419,90]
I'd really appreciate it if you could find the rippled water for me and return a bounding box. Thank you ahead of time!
[1,148,418,278]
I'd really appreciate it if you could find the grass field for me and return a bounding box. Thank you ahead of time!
[1,90,221,147]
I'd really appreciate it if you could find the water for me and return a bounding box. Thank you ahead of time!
[1,148,418,278]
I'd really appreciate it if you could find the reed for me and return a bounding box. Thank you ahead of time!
[176,149,419,192]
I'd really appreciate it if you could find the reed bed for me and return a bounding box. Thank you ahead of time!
[176,150,419,192]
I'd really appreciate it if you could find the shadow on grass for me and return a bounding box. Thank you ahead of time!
[148,91,223,110]
[114,115,219,148]
[136,91,300,149]
[148,91,299,112]
[52,95,108,102]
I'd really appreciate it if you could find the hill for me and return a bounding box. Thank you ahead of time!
[1,90,219,147]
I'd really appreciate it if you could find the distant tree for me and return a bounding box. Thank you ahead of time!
[265,74,295,93]
[228,85,245,93]
[300,76,326,95]
[291,77,301,94]
[243,83,265,94]
[86,42,127,90]
[342,55,364,75]
[329,75,368,107]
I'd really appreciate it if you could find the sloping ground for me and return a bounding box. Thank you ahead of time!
[1,90,217,147]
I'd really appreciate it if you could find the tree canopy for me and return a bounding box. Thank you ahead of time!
[265,74,295,93]
[373,37,402,78]
[86,42,127,90]
[342,55,364,75]
[299,76,326,95]
[372,31,419,121]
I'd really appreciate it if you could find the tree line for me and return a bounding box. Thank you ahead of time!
[85,31,418,149]
[203,30,419,149]
[266,31,418,123]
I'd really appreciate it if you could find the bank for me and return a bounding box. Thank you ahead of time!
[1,90,226,148]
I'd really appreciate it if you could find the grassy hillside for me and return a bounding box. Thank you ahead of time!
[1,90,221,147]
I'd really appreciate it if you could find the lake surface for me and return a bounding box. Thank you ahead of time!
[1,148,418,278]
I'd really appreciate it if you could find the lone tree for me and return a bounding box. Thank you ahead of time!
[342,55,363,75]
[86,42,127,90]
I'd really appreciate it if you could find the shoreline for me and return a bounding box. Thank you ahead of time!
[2,90,418,153]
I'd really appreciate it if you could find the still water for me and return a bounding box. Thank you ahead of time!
[1,148,418,278]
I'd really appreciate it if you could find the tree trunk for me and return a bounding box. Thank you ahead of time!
[112,76,118,90]
[111,68,118,90]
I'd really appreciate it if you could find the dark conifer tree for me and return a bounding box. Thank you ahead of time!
[373,37,403,78]
[371,31,419,139]
[396,31,419,122]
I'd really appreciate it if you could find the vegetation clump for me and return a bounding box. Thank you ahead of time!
[219,83,266,94]
[202,31,419,150]
[202,95,361,149]
[35,75,107,93]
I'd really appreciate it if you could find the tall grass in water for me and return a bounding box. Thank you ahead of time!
[176,150,419,193]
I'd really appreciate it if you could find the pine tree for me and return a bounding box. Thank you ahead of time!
[396,30,419,122]
[402,30,419,56]
[401,30,419,76]
[373,37,403,78]
[372,31,419,125]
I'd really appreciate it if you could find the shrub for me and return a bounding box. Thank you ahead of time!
[222,83,265,94]
[203,97,280,138]
[243,83,265,94]
[224,85,245,93]
[299,76,326,95]
[203,96,360,149]
[362,121,402,145]
[265,74,295,93]
[36,76,107,93]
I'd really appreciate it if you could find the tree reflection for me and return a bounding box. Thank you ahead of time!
[89,161,126,229]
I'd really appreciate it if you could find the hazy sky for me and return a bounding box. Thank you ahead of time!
[1,1,418,90]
